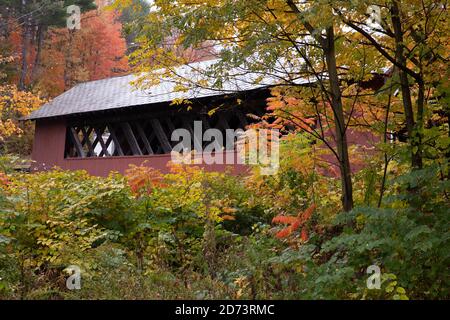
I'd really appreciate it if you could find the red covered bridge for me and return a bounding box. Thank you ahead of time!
[26,60,382,177]
[25,61,277,176]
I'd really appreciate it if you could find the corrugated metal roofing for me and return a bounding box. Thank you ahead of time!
[26,60,307,120]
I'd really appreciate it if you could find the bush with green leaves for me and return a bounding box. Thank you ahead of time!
[274,165,450,299]
[0,158,448,300]
[125,164,268,274]
[0,169,134,299]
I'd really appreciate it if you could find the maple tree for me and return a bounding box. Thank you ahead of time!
[272,203,316,241]
[35,8,129,96]
[0,1,98,89]
[112,0,365,211]
[333,0,449,170]
[113,0,449,212]
[118,0,151,48]
[0,1,128,96]
[0,84,45,154]
[0,0,448,302]
[0,55,45,154]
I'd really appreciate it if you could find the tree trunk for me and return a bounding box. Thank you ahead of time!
[416,77,425,166]
[287,0,354,211]
[324,27,354,212]
[64,30,76,89]
[18,0,30,90]
[31,23,46,83]
[391,1,423,169]
[19,19,30,90]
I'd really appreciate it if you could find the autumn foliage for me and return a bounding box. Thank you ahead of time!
[0,55,46,154]
[125,163,166,195]
[0,2,129,153]
[36,9,129,96]
[1,3,129,97]
[272,204,316,241]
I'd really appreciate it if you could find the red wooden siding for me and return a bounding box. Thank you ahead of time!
[31,118,249,176]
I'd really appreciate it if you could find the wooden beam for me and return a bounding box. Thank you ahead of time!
[81,127,95,157]
[107,124,124,156]
[200,114,212,130]
[94,126,110,157]
[102,135,113,157]
[182,116,202,151]
[235,108,248,128]
[80,126,93,144]
[65,90,270,127]
[121,122,143,156]
[91,126,102,154]
[217,113,231,131]
[68,108,194,127]
[150,118,172,153]
[134,121,154,155]
[68,127,86,158]
[144,124,160,154]
[165,117,176,133]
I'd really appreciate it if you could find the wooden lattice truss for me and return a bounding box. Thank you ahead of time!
[65,104,265,158]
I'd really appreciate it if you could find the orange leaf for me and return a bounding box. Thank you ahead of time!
[300,228,309,242]
[290,219,302,233]
[275,227,292,239]
[272,215,298,225]
[299,204,316,223]
[272,204,316,240]
[222,215,236,221]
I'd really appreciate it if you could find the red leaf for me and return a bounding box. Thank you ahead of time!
[300,228,309,242]
[275,227,292,239]
[272,204,316,240]
[299,204,316,223]
[272,215,298,225]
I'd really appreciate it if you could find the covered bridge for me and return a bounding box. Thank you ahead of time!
[25,61,279,176]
